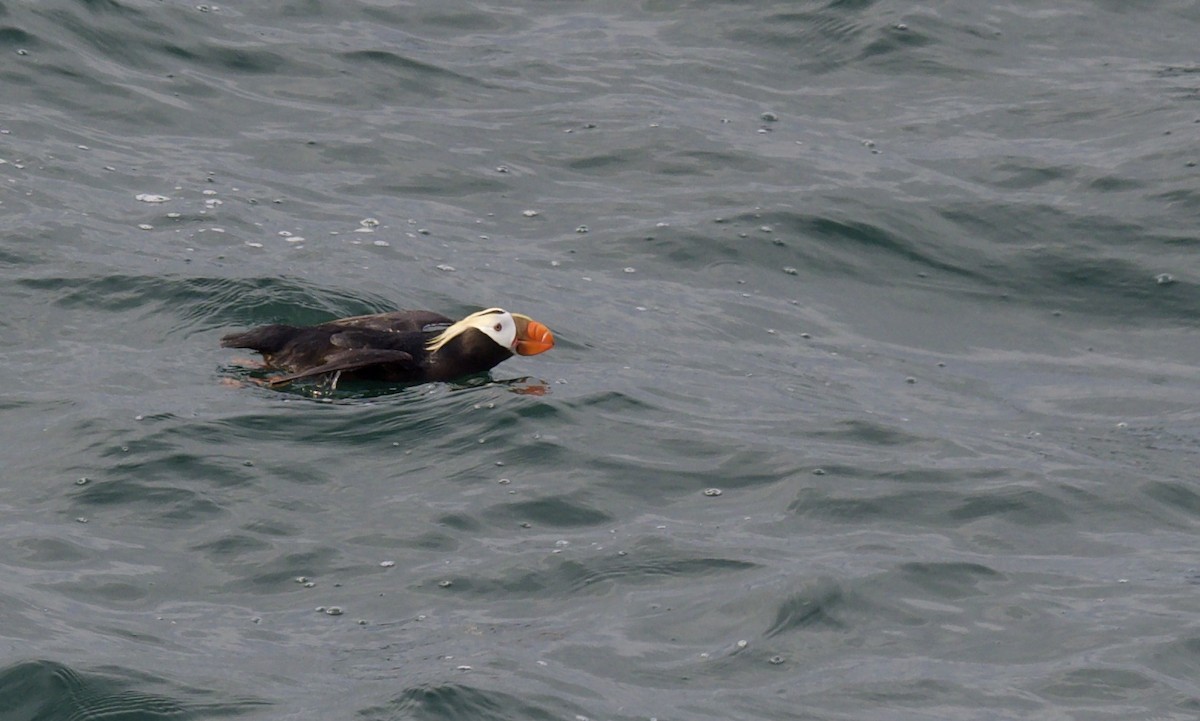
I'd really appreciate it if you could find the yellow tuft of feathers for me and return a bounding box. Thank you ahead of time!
[425,308,507,353]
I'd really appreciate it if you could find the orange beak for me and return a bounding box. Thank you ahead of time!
[512,315,555,356]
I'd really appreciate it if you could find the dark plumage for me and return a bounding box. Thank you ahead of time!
[220,308,554,387]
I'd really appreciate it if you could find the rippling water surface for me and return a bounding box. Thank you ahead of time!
[3,1,1200,719]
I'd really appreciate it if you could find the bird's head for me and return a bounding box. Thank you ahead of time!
[426,308,555,356]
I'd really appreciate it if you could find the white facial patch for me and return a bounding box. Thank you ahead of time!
[426,308,517,353]
[471,309,517,350]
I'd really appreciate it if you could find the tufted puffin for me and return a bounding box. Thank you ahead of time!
[220,307,554,387]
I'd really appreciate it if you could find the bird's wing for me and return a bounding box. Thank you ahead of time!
[267,348,415,386]
[325,310,454,334]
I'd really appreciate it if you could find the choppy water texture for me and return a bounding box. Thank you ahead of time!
[3,1,1200,719]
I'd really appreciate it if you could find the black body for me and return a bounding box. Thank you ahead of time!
[221,310,515,386]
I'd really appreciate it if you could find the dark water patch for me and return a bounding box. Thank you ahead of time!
[393,531,459,552]
[371,683,577,721]
[1142,480,1200,520]
[207,384,557,457]
[564,146,769,178]
[339,50,485,91]
[588,441,804,502]
[15,274,402,337]
[0,659,266,721]
[0,25,36,47]
[72,0,141,14]
[789,212,975,278]
[1088,174,1146,192]
[238,519,304,540]
[763,582,850,636]
[33,2,175,71]
[671,149,771,174]
[562,390,660,416]
[189,534,273,562]
[874,466,1011,485]
[563,147,646,175]
[215,548,341,595]
[644,208,987,288]
[935,203,1200,323]
[410,9,507,33]
[892,561,1003,600]
[429,546,757,600]
[1153,188,1200,211]
[808,419,926,447]
[1028,253,1200,324]
[859,23,936,62]
[1036,667,1158,704]
[1156,63,1200,77]
[723,6,872,74]
[634,228,750,268]
[484,495,612,528]
[0,246,37,265]
[792,484,1074,528]
[376,169,511,198]
[142,27,294,77]
[435,513,484,532]
[43,579,149,607]
[843,678,1035,715]
[947,487,1071,526]
[97,449,258,491]
[791,488,958,525]
[11,537,91,566]
[556,555,759,595]
[71,478,226,527]
[1144,635,1200,683]
[989,159,1076,190]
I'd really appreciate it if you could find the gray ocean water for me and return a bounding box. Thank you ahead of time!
[3,1,1200,719]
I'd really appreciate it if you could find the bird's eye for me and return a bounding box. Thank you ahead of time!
[494,323,502,332]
